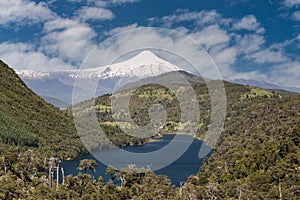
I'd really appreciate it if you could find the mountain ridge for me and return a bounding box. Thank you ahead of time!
[229,78,300,94]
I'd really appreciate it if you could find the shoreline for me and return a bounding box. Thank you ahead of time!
[66,132,205,161]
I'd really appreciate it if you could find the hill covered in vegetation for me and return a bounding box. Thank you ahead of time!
[0,60,85,159]
[183,85,300,199]
[71,71,300,199]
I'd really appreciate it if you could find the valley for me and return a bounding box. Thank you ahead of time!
[0,57,299,199]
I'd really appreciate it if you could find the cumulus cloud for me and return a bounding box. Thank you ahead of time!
[0,42,73,72]
[147,9,300,87]
[106,0,141,5]
[291,11,300,21]
[211,47,238,70]
[232,15,264,33]
[147,10,239,74]
[0,0,55,26]
[283,0,300,7]
[73,0,142,22]
[188,25,230,50]
[236,34,265,54]
[68,0,141,7]
[186,25,237,75]
[268,61,300,87]
[41,18,96,63]
[76,6,115,21]
[148,9,229,28]
[250,48,289,64]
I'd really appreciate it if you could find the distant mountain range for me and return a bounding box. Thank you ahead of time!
[229,78,300,94]
[16,50,300,108]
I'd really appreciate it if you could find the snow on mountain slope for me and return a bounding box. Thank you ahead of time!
[15,70,51,79]
[74,50,182,79]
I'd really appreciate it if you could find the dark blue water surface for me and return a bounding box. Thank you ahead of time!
[61,134,212,186]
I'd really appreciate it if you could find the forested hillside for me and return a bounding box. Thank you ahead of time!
[0,60,85,159]
[71,72,300,199]
[183,84,300,199]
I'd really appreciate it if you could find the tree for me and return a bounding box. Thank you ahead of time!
[77,159,97,179]
[106,165,117,181]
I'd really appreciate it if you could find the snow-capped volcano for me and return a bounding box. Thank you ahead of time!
[16,50,184,107]
[74,50,182,79]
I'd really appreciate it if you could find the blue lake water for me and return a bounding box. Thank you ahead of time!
[61,134,212,186]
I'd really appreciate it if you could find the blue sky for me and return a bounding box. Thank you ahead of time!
[0,0,300,87]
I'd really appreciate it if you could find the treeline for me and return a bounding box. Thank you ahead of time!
[0,152,178,199]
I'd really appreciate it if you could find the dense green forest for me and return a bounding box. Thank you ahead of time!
[0,61,86,159]
[184,84,300,199]
[0,60,299,199]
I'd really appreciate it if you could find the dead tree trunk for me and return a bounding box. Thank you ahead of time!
[279,179,283,200]
[61,167,65,184]
[49,167,54,188]
[56,164,59,188]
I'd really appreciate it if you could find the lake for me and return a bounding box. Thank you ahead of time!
[61,134,212,186]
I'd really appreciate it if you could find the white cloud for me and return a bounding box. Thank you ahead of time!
[283,0,300,7]
[186,25,237,75]
[41,18,96,63]
[76,6,114,21]
[250,48,289,64]
[188,25,230,50]
[69,0,141,6]
[236,34,265,54]
[232,15,263,32]
[174,26,190,34]
[0,42,34,54]
[291,11,300,21]
[105,23,138,36]
[211,47,238,70]
[148,9,229,28]
[0,0,55,26]
[148,11,274,77]
[146,9,240,74]
[268,61,300,87]
[0,42,73,71]
[150,10,300,87]
[106,0,141,5]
